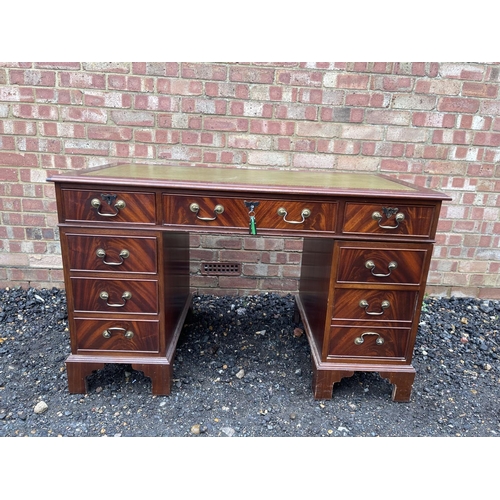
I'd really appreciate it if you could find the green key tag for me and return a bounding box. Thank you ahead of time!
[244,201,260,236]
[249,215,257,235]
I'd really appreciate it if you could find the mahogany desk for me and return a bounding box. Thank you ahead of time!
[48,163,450,401]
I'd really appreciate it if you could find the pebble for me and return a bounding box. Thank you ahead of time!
[190,424,201,435]
[221,427,236,437]
[235,369,245,379]
[293,327,304,337]
[34,401,48,414]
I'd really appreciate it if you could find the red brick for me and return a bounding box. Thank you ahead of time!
[59,72,106,88]
[182,97,226,114]
[205,117,248,132]
[229,66,274,84]
[12,104,58,120]
[158,145,202,162]
[0,153,37,167]
[336,74,370,89]
[277,70,322,87]
[10,69,56,86]
[438,63,485,81]
[249,119,295,136]
[0,136,15,149]
[298,88,323,104]
[182,63,227,81]
[276,104,317,120]
[134,95,176,111]
[472,132,500,147]
[111,110,155,126]
[462,82,498,98]
[84,92,131,108]
[438,97,480,113]
[41,122,86,138]
[415,79,461,95]
[62,107,107,123]
[64,139,110,155]
[381,76,413,91]
[366,109,410,125]
[0,120,37,136]
[88,126,133,141]
[413,112,455,128]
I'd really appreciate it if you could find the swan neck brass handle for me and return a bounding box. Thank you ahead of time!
[365,260,397,277]
[102,327,134,339]
[91,197,126,217]
[96,248,130,266]
[190,202,224,221]
[354,332,385,345]
[277,207,311,224]
[372,209,405,229]
[359,299,390,315]
[99,290,132,307]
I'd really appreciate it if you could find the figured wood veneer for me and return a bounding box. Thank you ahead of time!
[48,163,450,401]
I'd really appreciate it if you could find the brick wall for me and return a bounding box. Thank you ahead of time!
[0,62,499,298]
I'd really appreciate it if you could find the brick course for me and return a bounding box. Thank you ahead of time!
[0,62,499,297]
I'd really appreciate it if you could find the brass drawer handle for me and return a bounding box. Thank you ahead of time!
[359,299,390,315]
[354,332,385,345]
[365,260,397,277]
[372,209,405,229]
[96,248,130,266]
[102,327,134,339]
[277,207,311,224]
[189,202,224,221]
[99,290,132,307]
[91,197,126,217]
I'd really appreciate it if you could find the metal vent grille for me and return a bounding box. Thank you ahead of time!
[201,262,241,275]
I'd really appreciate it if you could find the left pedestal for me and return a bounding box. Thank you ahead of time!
[60,224,191,395]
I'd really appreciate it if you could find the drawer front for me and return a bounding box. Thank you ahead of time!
[65,234,157,274]
[343,202,435,237]
[164,195,247,228]
[163,195,336,232]
[74,318,159,353]
[61,189,156,224]
[72,278,158,314]
[255,200,336,232]
[327,326,410,359]
[331,289,418,322]
[336,245,430,285]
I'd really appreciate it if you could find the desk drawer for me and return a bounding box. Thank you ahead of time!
[74,318,160,353]
[331,289,418,322]
[335,243,430,285]
[65,233,158,274]
[327,326,410,359]
[163,195,336,232]
[61,189,156,224]
[342,202,435,238]
[71,278,158,314]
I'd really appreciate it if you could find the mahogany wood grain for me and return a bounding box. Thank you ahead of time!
[330,288,418,323]
[327,325,411,359]
[71,277,158,314]
[61,188,156,224]
[342,202,436,238]
[74,318,160,353]
[335,243,432,285]
[65,233,157,274]
[163,195,337,233]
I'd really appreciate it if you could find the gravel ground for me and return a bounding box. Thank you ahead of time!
[2,286,498,496]
[1,286,498,439]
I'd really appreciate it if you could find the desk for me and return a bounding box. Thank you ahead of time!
[48,163,450,401]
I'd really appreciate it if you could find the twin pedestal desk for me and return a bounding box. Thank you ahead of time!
[48,163,450,402]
